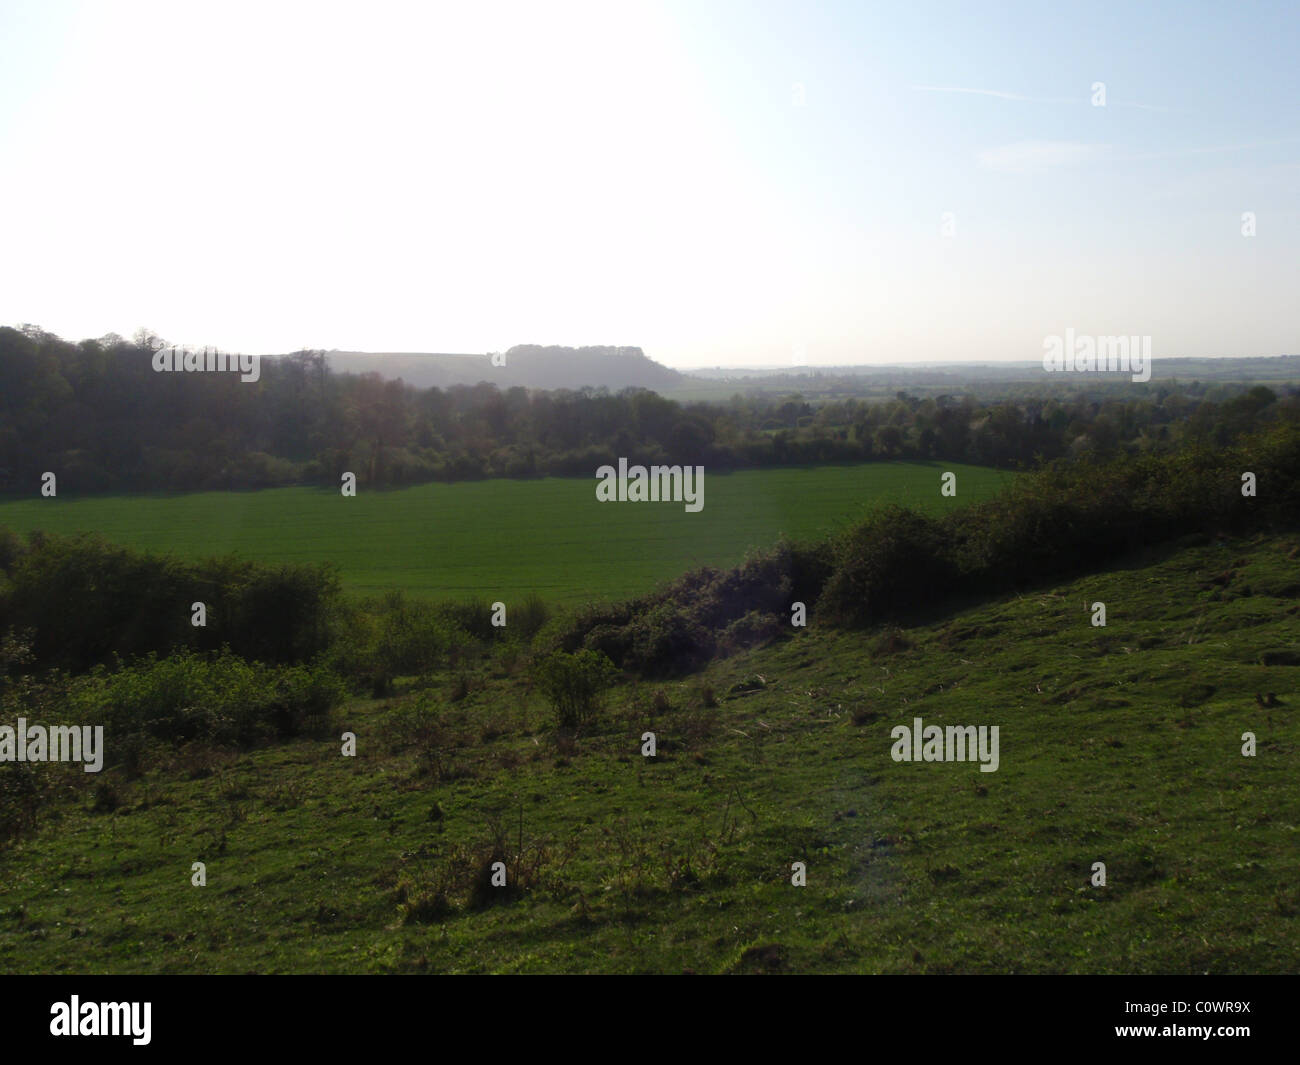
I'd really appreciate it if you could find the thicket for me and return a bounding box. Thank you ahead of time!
[0,533,550,761]
[0,532,338,673]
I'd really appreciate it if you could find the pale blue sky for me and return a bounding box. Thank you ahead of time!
[0,0,1295,366]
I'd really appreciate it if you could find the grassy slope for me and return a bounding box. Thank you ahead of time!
[1,532,1297,974]
[0,462,1009,603]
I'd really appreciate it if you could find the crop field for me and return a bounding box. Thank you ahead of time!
[0,462,1012,603]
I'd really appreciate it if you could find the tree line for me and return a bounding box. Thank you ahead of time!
[1,325,1295,494]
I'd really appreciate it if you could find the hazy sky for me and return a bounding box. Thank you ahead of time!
[1,0,1296,367]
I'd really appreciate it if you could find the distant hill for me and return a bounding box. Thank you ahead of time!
[682,355,1300,385]
[325,345,683,391]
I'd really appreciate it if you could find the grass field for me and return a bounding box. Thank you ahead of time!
[2,532,1296,973]
[0,462,1011,603]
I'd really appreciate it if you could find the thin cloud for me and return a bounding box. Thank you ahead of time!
[913,84,1175,112]
[911,84,1076,104]
[977,140,1108,173]
[1122,136,1300,161]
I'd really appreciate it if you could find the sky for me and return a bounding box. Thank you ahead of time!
[0,0,1296,367]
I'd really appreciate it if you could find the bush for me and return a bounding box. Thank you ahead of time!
[272,663,349,736]
[62,649,348,751]
[0,762,51,849]
[372,594,470,679]
[0,526,25,573]
[532,649,618,729]
[719,609,783,654]
[625,603,716,676]
[0,532,340,672]
[444,599,497,642]
[512,592,550,641]
[549,537,829,677]
[324,594,475,693]
[817,506,957,628]
[391,696,448,778]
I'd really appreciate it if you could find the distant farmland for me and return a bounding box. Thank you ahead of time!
[0,462,1013,604]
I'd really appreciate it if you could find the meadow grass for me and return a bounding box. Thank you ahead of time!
[1,532,1295,973]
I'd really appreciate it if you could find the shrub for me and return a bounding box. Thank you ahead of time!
[63,649,348,751]
[512,592,550,641]
[549,537,829,677]
[817,506,957,628]
[0,532,339,672]
[871,625,913,656]
[532,649,618,729]
[580,622,635,666]
[0,762,51,849]
[0,526,25,573]
[391,696,447,778]
[625,604,715,676]
[272,663,349,737]
[444,599,497,642]
[719,609,784,654]
[373,595,469,679]
[325,594,475,692]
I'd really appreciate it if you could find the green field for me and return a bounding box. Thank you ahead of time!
[2,532,1296,973]
[0,462,1011,603]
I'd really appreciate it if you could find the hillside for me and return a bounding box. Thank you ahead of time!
[325,344,683,391]
[2,532,1296,973]
[683,355,1300,383]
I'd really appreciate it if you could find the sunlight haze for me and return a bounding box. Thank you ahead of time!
[1,0,1296,366]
